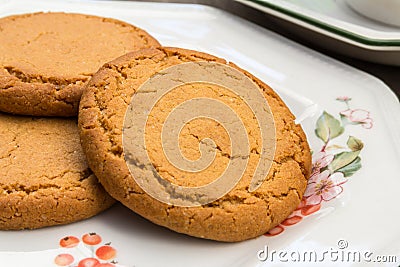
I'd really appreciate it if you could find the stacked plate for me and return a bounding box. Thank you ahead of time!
[237,0,400,65]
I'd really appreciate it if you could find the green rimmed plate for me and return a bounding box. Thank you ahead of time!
[237,0,400,65]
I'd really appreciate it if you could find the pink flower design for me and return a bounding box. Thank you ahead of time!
[311,152,334,176]
[304,170,347,205]
[340,109,373,129]
[264,96,370,237]
[336,96,351,102]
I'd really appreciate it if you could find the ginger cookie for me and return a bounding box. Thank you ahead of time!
[0,12,160,116]
[0,112,115,230]
[78,47,311,242]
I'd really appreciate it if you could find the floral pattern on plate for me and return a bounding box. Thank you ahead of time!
[266,97,373,236]
[54,233,118,267]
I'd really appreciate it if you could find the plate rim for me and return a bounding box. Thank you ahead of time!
[240,0,400,47]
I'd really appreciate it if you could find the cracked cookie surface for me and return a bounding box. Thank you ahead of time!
[78,47,311,242]
[0,112,115,229]
[0,12,160,116]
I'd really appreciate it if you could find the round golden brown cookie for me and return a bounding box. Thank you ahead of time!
[0,112,115,230]
[78,47,311,242]
[0,12,160,117]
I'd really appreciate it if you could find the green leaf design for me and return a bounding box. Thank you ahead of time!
[325,144,345,151]
[315,111,344,143]
[329,150,360,172]
[336,157,362,177]
[347,136,364,151]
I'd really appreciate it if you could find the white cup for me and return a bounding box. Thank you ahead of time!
[346,0,400,27]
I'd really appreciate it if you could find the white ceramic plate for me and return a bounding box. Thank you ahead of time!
[237,0,400,65]
[0,0,399,266]
[240,0,400,43]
